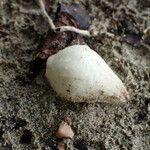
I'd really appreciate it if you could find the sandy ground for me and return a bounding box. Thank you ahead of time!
[0,0,150,150]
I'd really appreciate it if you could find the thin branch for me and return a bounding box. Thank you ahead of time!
[38,0,56,30]
[56,26,91,37]
[38,0,97,37]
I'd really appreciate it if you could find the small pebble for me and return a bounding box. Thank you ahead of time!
[57,143,65,150]
[55,121,74,139]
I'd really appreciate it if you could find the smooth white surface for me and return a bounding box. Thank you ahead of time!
[46,45,129,103]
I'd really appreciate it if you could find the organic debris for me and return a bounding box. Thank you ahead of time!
[123,33,141,47]
[29,2,91,79]
[38,0,92,36]
[117,12,142,47]
[142,27,150,45]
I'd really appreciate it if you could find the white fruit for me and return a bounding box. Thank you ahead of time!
[46,45,129,103]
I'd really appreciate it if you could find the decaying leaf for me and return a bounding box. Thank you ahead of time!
[123,33,141,47]
[57,3,91,30]
[117,12,142,47]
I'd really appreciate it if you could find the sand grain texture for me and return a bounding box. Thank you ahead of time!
[0,0,150,150]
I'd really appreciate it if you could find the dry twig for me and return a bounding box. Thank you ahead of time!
[38,0,95,37]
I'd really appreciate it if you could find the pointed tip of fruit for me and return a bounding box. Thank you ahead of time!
[119,88,130,103]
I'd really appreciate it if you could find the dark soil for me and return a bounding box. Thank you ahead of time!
[0,0,150,149]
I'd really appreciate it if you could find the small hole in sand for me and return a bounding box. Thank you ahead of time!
[20,129,32,144]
